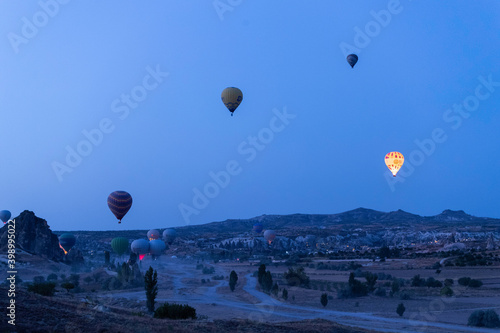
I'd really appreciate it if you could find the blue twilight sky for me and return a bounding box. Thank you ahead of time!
[0,1,499,231]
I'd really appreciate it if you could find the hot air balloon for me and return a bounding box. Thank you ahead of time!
[0,210,11,224]
[385,152,404,177]
[111,237,129,256]
[221,87,243,116]
[347,54,358,68]
[107,191,132,223]
[59,233,76,255]
[163,229,177,245]
[147,229,160,241]
[149,239,166,257]
[264,230,276,244]
[131,239,150,261]
[253,223,263,234]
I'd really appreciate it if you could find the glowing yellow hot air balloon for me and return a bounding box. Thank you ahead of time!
[221,87,243,116]
[385,152,404,177]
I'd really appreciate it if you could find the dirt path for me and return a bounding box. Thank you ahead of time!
[98,262,499,333]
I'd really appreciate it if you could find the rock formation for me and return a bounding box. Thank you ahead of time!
[0,210,64,261]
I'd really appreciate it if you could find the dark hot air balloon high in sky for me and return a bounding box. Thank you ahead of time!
[111,237,129,256]
[221,87,243,116]
[59,233,76,255]
[0,210,11,224]
[163,228,177,245]
[147,229,160,241]
[107,191,132,223]
[347,54,358,68]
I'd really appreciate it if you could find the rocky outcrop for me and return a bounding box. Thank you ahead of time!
[0,210,64,261]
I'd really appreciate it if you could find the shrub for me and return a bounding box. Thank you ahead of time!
[28,282,56,296]
[375,287,387,297]
[468,279,483,288]
[440,286,453,297]
[284,267,310,288]
[468,310,500,328]
[202,266,215,274]
[47,273,58,281]
[458,277,471,286]
[396,303,405,317]
[33,276,45,284]
[154,303,197,320]
[320,293,328,307]
[61,282,75,293]
[411,274,425,287]
[444,278,453,287]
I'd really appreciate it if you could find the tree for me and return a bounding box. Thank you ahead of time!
[365,272,378,292]
[468,310,500,328]
[229,270,238,292]
[282,288,288,300]
[271,282,279,297]
[391,279,400,294]
[284,267,310,287]
[440,286,453,297]
[145,266,158,312]
[47,273,58,281]
[61,282,75,293]
[104,250,110,265]
[84,276,92,285]
[28,282,56,296]
[321,293,328,307]
[261,271,273,293]
[258,264,266,285]
[397,303,405,317]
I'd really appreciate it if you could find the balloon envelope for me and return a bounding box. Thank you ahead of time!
[163,229,177,244]
[347,54,358,68]
[131,239,150,260]
[111,237,129,256]
[221,87,243,114]
[253,223,263,234]
[59,233,76,254]
[0,210,11,223]
[147,229,160,241]
[385,152,404,177]
[107,191,132,223]
[149,239,166,256]
[264,230,276,244]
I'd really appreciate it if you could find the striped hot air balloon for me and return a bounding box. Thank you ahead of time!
[107,191,132,223]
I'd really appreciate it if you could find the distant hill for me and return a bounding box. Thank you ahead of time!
[166,208,498,237]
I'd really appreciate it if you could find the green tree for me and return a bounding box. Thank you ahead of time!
[321,293,328,307]
[84,276,92,285]
[47,273,58,281]
[397,303,405,317]
[229,270,238,292]
[365,272,378,292]
[145,266,158,312]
